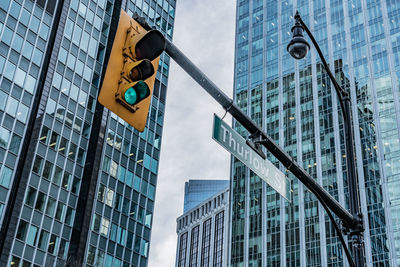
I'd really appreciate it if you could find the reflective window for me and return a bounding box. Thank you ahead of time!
[16,220,28,241]
[5,96,18,116]
[65,207,74,226]
[59,137,68,155]
[22,42,34,60]
[16,103,29,123]
[0,127,10,149]
[38,230,49,250]
[126,170,133,187]
[14,67,26,87]
[148,184,155,200]
[105,188,114,206]
[64,19,73,39]
[49,131,59,150]
[32,48,43,66]
[45,197,56,217]
[35,192,46,212]
[62,172,71,190]
[40,126,50,144]
[0,166,13,188]
[118,166,125,182]
[47,234,58,254]
[140,239,149,257]
[134,175,141,192]
[32,156,44,174]
[68,143,77,160]
[55,202,65,221]
[100,218,110,236]
[10,134,21,154]
[42,161,53,180]
[25,187,36,207]
[26,225,38,246]
[0,90,7,110]
[53,166,63,186]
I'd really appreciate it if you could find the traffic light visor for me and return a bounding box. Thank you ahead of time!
[135,30,165,60]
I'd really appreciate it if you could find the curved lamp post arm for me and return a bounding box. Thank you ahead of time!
[295,13,349,120]
[295,11,363,229]
[289,11,365,267]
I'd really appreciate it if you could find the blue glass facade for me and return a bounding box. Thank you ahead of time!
[184,180,229,213]
[0,0,175,266]
[231,0,400,266]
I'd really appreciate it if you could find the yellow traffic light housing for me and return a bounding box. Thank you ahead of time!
[98,10,165,132]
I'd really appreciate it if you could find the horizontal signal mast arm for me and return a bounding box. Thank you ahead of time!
[163,38,360,231]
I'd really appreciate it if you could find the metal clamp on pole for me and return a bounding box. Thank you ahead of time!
[246,132,266,160]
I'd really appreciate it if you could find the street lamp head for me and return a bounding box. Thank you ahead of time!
[287,12,310,60]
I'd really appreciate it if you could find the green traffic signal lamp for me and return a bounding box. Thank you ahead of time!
[123,81,150,105]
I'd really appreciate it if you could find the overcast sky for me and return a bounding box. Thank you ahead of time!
[148,1,236,266]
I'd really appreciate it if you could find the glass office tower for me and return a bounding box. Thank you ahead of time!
[231,0,400,266]
[184,180,229,213]
[0,0,175,266]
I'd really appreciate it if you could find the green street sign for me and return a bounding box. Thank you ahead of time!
[212,114,290,201]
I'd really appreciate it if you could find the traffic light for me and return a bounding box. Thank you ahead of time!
[98,10,165,132]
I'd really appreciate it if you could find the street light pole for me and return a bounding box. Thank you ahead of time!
[288,11,365,266]
[132,11,364,266]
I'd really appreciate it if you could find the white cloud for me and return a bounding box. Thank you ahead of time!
[148,1,235,266]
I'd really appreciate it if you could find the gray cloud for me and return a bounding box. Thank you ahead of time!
[148,1,235,266]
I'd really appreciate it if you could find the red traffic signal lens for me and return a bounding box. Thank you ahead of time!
[135,30,165,61]
[128,60,154,81]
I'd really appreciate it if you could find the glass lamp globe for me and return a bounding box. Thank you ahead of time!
[287,39,310,59]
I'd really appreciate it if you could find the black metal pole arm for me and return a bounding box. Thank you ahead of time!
[296,12,365,266]
[296,14,350,120]
[164,39,360,230]
[296,12,363,231]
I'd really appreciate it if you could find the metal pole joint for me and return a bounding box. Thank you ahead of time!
[343,213,364,240]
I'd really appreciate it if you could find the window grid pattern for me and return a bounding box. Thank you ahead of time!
[0,0,54,228]
[232,0,398,266]
[213,211,224,267]
[188,225,199,267]
[177,232,188,267]
[5,0,106,265]
[83,0,176,266]
[0,0,174,266]
[200,218,212,267]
